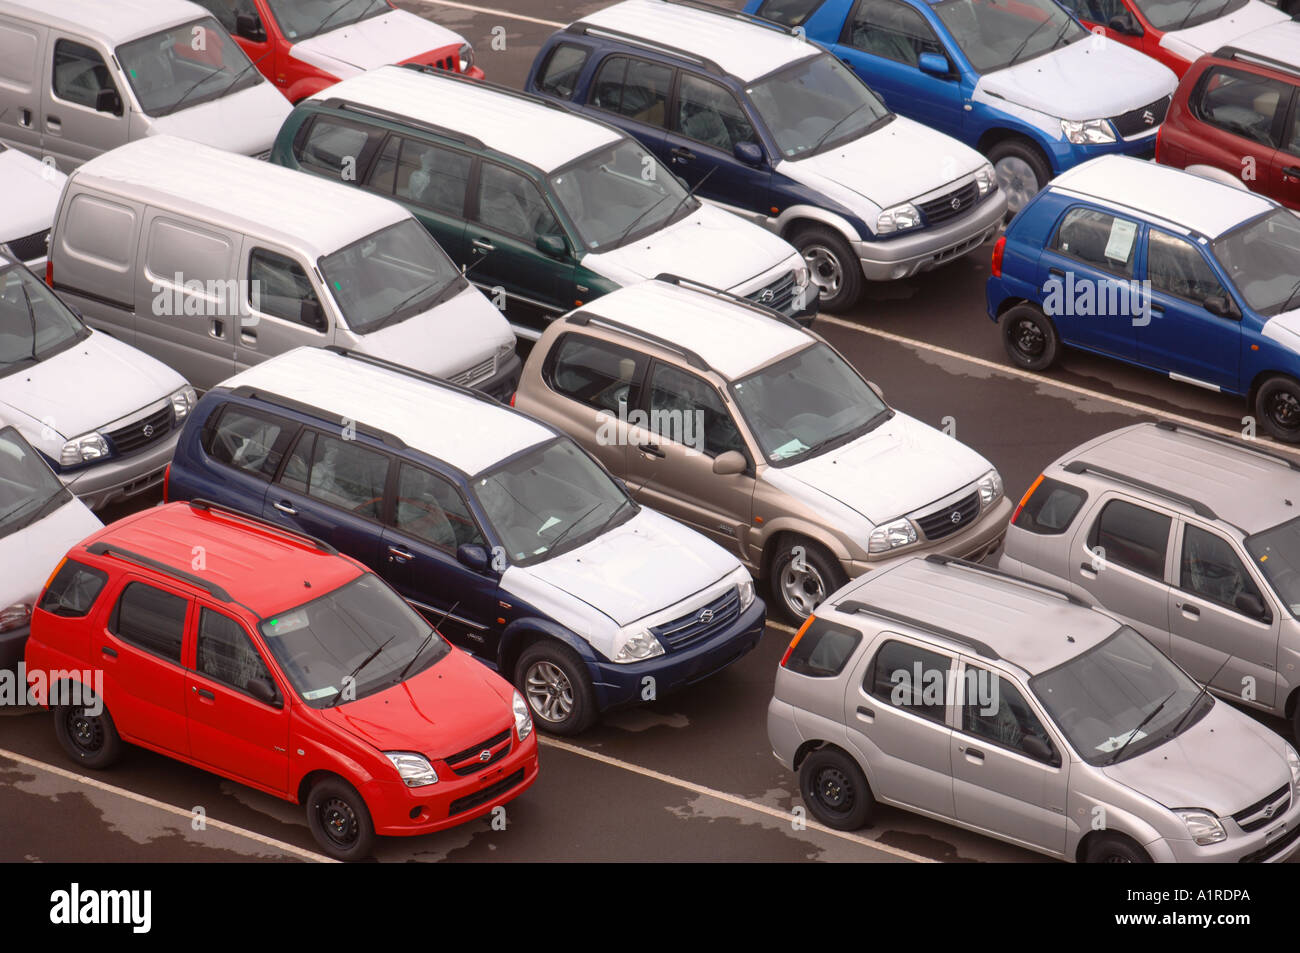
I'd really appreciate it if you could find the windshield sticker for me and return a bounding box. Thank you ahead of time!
[303,686,338,701]
[771,439,809,461]
[538,516,561,534]
[264,609,309,636]
[1104,219,1137,263]
[1096,729,1146,753]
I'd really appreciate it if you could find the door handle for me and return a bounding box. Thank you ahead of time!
[209,318,224,339]
[1177,602,1200,618]
[273,500,297,516]
[1079,561,1097,578]
[670,146,696,162]
[964,746,985,761]
[46,115,61,131]
[1283,166,1300,179]
[856,705,874,720]
[101,646,117,658]
[1049,268,1065,279]
[635,442,665,458]
[192,686,215,700]
[18,108,31,127]
[472,238,495,253]
[387,545,413,564]
[240,329,256,345]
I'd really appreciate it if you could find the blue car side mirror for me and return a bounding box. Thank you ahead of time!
[733,141,764,165]
[917,52,951,77]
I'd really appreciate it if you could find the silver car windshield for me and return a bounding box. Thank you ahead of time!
[934,0,1085,75]
[471,438,635,566]
[731,342,891,466]
[1213,210,1300,317]
[746,54,891,160]
[1245,516,1300,617]
[0,265,89,375]
[1030,626,1206,766]
[117,17,262,118]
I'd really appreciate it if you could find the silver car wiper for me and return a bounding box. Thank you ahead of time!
[1107,689,1175,765]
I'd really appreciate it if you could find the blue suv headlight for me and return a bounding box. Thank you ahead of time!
[1060,118,1116,145]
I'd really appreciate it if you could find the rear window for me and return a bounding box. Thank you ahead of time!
[756,0,827,26]
[545,333,643,414]
[294,115,374,180]
[1013,478,1087,535]
[39,560,109,618]
[536,43,590,100]
[110,582,188,664]
[201,404,295,480]
[785,618,861,677]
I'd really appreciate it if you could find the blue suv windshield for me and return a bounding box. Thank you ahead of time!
[746,54,892,159]
[1213,210,1300,317]
[934,0,1085,74]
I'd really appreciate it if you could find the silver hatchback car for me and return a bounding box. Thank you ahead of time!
[768,554,1300,862]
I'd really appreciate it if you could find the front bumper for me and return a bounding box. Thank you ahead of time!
[589,596,766,710]
[845,495,1012,578]
[477,351,523,402]
[59,431,179,511]
[1145,793,1300,863]
[854,190,1007,281]
[1047,126,1160,175]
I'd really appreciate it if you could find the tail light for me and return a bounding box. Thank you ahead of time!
[1011,473,1045,526]
[780,614,816,668]
[990,235,1006,278]
[509,392,517,407]
[162,463,171,502]
[45,258,53,287]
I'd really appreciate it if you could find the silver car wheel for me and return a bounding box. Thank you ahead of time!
[780,561,826,618]
[525,660,574,723]
[802,244,842,300]
[994,155,1039,214]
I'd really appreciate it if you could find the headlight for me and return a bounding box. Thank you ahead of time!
[977,469,1003,506]
[868,517,917,554]
[974,163,996,196]
[496,339,516,359]
[170,386,197,421]
[458,42,474,72]
[1060,118,1116,145]
[385,751,439,787]
[0,603,31,634]
[60,432,109,467]
[737,577,755,610]
[793,263,810,288]
[1175,809,1226,846]
[877,203,922,235]
[1286,744,1300,797]
[612,628,665,663]
[513,689,533,741]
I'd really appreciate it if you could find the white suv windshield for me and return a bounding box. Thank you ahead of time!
[0,426,71,540]
[471,438,635,565]
[117,17,261,117]
[746,54,892,159]
[934,0,1085,74]
[1213,210,1300,317]
[0,264,89,375]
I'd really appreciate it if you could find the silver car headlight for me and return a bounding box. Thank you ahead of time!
[1175,809,1226,846]
[613,628,665,663]
[170,385,198,421]
[60,432,109,467]
[385,751,439,787]
[1060,118,1116,145]
[977,469,1003,506]
[1286,744,1300,798]
[458,42,475,73]
[513,689,533,741]
[868,517,917,554]
[794,263,810,288]
[974,163,996,196]
[497,339,516,359]
[876,203,922,235]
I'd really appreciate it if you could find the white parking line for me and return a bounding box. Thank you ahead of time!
[409,0,566,27]
[538,735,935,862]
[0,747,337,863]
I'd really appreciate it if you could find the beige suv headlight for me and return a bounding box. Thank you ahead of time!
[868,518,917,554]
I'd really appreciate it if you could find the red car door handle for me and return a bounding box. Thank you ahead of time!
[101,646,117,658]
[1283,166,1300,178]
[192,687,215,700]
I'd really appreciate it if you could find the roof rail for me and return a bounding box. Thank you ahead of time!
[321,97,486,150]
[187,499,338,555]
[566,311,709,370]
[923,554,1089,607]
[1212,46,1300,79]
[228,385,408,451]
[652,273,805,329]
[1062,460,1217,519]
[322,345,503,407]
[1153,420,1300,472]
[566,21,726,76]
[397,63,579,115]
[835,600,1001,661]
[86,542,232,603]
[656,0,804,36]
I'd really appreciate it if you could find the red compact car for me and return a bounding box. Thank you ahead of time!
[1157,40,1300,210]
[24,500,537,861]
[190,0,484,103]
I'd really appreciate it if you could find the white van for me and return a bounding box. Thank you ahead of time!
[48,136,520,397]
[0,0,291,171]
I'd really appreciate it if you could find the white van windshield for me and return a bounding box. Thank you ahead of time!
[117,17,262,118]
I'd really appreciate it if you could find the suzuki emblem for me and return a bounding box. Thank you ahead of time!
[478,749,492,762]
[949,510,963,525]
[142,424,154,438]
[950,196,962,210]
[759,289,775,303]
[699,608,714,624]
[1142,110,1155,125]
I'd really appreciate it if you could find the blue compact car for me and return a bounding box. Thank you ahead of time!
[986,156,1300,441]
[747,0,1179,212]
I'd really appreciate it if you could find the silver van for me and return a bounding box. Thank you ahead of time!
[768,554,1300,862]
[48,136,520,397]
[0,0,291,171]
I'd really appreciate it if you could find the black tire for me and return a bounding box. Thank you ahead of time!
[306,777,376,862]
[769,537,847,624]
[1000,303,1060,371]
[1254,375,1300,443]
[1084,834,1152,864]
[987,138,1051,216]
[799,748,875,830]
[514,640,597,736]
[54,695,123,769]
[789,223,863,314]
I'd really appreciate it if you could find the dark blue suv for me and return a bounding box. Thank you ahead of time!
[527,0,1006,310]
[164,346,766,734]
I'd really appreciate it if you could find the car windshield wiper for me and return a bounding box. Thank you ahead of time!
[544,500,610,554]
[795,408,893,461]
[1108,689,1175,764]
[591,496,635,540]
[1276,277,1300,316]
[164,46,272,117]
[1164,656,1231,740]
[1005,13,1065,70]
[395,602,457,684]
[1174,0,1208,29]
[331,635,395,706]
[610,165,714,250]
[810,101,878,155]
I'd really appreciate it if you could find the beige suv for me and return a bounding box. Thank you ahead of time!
[513,276,1011,621]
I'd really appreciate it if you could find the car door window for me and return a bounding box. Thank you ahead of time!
[284,431,389,519]
[962,666,1057,762]
[110,582,188,664]
[843,0,944,67]
[546,333,643,414]
[1180,524,1267,616]
[294,116,375,179]
[475,163,560,241]
[867,639,952,724]
[536,43,590,100]
[590,56,672,127]
[1087,499,1171,579]
[1052,207,1138,279]
[52,39,117,108]
[755,0,828,27]
[202,404,295,479]
[646,363,745,457]
[674,73,757,153]
[393,463,485,552]
[1193,67,1291,148]
[197,608,274,696]
[371,136,472,217]
[1147,230,1227,307]
[248,248,322,327]
[1287,103,1300,156]
[191,0,257,32]
[39,560,109,618]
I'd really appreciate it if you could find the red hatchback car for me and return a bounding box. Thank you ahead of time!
[190,0,484,103]
[24,500,538,861]
[1157,38,1300,210]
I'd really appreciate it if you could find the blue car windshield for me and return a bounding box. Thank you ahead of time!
[934,0,1085,74]
[1213,210,1300,317]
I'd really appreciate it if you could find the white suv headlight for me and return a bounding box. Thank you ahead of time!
[1286,744,1300,798]
[513,689,533,741]
[458,42,474,73]
[974,163,996,196]
[1060,118,1116,144]
[385,751,439,787]
[60,432,109,467]
[868,517,917,554]
[978,469,1003,506]
[613,628,665,663]
[170,385,197,420]
[728,566,756,610]
[1175,808,1226,846]
[877,203,922,235]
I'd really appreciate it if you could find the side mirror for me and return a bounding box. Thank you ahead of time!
[1107,12,1144,36]
[917,52,951,77]
[1204,295,1238,320]
[535,233,567,258]
[300,298,327,331]
[246,677,281,707]
[94,88,123,117]
[733,141,764,165]
[712,450,747,475]
[235,12,267,42]
[1020,735,1058,766]
[1235,591,1268,621]
[457,542,491,573]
